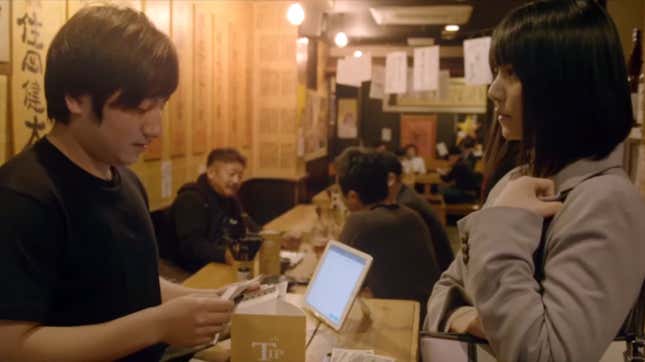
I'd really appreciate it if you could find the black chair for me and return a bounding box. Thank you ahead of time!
[150,208,190,282]
[237,178,305,226]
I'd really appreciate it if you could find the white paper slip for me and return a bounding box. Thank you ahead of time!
[220,274,264,301]
[331,348,374,362]
[363,355,396,362]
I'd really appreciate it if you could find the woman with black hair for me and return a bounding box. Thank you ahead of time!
[480,118,520,201]
[425,1,645,361]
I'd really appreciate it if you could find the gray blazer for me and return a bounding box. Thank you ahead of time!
[425,148,645,362]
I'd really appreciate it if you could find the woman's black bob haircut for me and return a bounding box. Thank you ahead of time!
[490,0,632,176]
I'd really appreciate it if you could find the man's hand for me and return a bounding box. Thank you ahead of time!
[154,295,233,347]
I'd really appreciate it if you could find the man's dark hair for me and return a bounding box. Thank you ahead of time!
[207,148,246,167]
[491,0,631,176]
[459,136,476,150]
[448,146,462,156]
[336,150,388,204]
[380,151,403,176]
[334,146,364,178]
[371,141,388,150]
[45,5,179,124]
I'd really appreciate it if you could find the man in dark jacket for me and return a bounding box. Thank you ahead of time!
[438,138,483,204]
[170,148,256,272]
[336,149,440,322]
[380,151,455,272]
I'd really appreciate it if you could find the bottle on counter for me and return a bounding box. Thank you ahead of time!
[259,230,282,276]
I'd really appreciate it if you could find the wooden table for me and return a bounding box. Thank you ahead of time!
[412,172,442,196]
[263,204,318,234]
[183,264,420,362]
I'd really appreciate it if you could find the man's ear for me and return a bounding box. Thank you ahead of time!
[347,190,362,206]
[64,94,86,115]
[387,173,396,187]
[206,165,216,180]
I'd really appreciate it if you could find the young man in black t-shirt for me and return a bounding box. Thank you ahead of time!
[0,6,233,361]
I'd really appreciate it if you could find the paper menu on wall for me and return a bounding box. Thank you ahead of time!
[464,37,493,86]
[370,66,385,100]
[413,46,439,91]
[385,52,407,94]
[337,58,362,87]
[355,54,372,83]
[381,128,392,142]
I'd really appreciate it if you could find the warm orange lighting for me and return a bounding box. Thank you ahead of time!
[287,3,305,26]
[445,24,460,32]
[335,32,349,48]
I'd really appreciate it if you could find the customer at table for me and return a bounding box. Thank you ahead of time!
[437,138,483,204]
[169,148,258,272]
[380,151,454,272]
[426,1,645,361]
[0,6,232,361]
[401,143,427,175]
[335,149,440,321]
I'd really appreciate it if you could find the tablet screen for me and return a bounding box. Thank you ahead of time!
[304,241,372,330]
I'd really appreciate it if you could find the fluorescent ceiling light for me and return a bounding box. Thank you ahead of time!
[370,5,473,26]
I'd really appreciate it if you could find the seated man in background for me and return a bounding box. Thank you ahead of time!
[335,149,440,321]
[169,148,257,272]
[401,143,427,175]
[438,137,482,204]
[380,151,454,272]
[371,141,389,153]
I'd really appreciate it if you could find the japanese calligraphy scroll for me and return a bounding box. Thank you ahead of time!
[0,75,7,164]
[192,6,211,155]
[11,0,65,153]
[0,0,9,62]
[142,0,170,161]
[169,0,191,157]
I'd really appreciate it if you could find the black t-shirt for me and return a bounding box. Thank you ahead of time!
[0,138,165,361]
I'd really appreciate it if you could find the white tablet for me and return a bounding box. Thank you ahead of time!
[303,240,373,331]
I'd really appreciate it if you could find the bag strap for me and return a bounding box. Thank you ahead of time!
[532,189,570,285]
[530,169,645,360]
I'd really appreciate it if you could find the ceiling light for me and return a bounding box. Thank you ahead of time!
[353,50,363,58]
[370,5,472,26]
[445,24,460,32]
[287,3,305,26]
[335,32,348,48]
